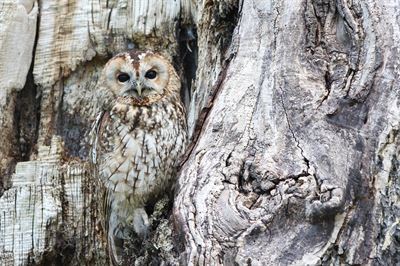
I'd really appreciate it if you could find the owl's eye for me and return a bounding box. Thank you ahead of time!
[145,70,157,79]
[117,73,130,82]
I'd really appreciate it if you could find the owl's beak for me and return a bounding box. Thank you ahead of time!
[127,81,142,96]
[135,83,142,96]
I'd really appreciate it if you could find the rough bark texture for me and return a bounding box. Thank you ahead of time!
[0,0,399,265]
[174,0,400,265]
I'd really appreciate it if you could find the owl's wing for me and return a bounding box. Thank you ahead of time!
[89,111,112,164]
[89,111,113,235]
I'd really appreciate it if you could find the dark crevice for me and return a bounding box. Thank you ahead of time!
[320,69,332,105]
[13,0,42,163]
[176,23,198,110]
[225,151,233,167]
[33,228,76,266]
[178,1,240,169]
[237,160,247,193]
[222,179,235,186]
[178,42,236,170]
[106,8,113,31]
[14,70,41,162]
[213,2,240,56]
[0,2,41,196]
[343,68,355,98]
[286,171,311,181]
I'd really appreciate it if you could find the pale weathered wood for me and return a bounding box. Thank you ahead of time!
[0,0,38,194]
[0,136,104,265]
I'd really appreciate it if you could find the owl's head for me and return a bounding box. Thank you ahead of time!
[101,50,178,106]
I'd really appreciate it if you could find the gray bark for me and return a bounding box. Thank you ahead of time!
[0,0,399,265]
[175,0,400,265]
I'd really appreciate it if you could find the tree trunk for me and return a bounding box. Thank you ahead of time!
[0,0,399,265]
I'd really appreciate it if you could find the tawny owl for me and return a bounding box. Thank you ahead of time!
[90,50,187,264]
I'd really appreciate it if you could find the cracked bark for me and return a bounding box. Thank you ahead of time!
[174,0,400,265]
[0,0,399,265]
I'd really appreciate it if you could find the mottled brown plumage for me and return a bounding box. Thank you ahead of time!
[90,50,187,264]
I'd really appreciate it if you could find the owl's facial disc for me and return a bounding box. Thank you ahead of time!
[104,51,172,106]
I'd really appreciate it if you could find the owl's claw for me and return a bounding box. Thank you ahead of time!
[132,208,150,239]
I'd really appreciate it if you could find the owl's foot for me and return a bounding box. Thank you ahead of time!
[131,207,150,239]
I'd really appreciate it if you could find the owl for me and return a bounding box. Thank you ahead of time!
[90,50,187,264]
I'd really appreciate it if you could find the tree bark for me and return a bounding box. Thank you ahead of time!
[174,0,400,265]
[0,0,399,265]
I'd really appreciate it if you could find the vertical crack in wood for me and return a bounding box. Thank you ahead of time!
[278,87,311,175]
[179,54,234,169]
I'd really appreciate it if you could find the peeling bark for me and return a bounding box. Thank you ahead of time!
[0,0,399,265]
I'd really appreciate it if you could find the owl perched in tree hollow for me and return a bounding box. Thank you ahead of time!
[90,50,187,264]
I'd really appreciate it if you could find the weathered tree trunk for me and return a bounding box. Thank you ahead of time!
[175,0,400,265]
[0,0,399,265]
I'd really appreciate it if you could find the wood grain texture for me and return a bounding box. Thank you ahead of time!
[174,0,400,265]
[0,137,104,265]
[32,0,193,88]
[0,0,38,195]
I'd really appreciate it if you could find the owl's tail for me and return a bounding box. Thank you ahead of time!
[107,230,124,266]
[106,208,150,265]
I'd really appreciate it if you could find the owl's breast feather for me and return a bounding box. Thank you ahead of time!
[98,101,186,207]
